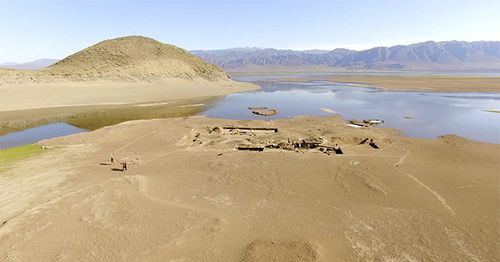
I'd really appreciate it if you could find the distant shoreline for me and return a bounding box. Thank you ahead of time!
[0,78,258,135]
[324,75,500,92]
[228,69,500,92]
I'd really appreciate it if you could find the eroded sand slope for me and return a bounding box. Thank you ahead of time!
[1,116,498,261]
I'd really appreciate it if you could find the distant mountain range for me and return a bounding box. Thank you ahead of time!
[191,41,500,71]
[4,40,500,72]
[0,59,58,70]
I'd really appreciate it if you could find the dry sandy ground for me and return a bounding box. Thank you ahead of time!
[0,78,257,112]
[1,116,498,261]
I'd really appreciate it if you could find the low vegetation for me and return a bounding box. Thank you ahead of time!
[0,144,45,165]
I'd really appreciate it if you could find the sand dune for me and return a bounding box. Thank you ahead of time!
[1,116,498,261]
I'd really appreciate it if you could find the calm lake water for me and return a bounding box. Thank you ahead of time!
[0,123,86,149]
[1,76,499,150]
[203,78,500,143]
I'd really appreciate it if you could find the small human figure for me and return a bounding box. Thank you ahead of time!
[111,156,114,163]
[122,162,127,171]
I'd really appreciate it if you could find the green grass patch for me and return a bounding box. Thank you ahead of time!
[0,97,217,136]
[482,109,500,114]
[0,144,45,164]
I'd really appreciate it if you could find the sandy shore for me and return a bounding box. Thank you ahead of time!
[0,97,218,135]
[1,116,498,261]
[0,78,257,112]
[0,78,258,135]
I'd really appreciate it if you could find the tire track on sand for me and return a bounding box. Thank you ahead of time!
[395,150,456,216]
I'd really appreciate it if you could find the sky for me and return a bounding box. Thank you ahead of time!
[1,0,499,62]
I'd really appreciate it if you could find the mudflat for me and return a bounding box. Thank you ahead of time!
[326,75,500,92]
[229,67,500,92]
[0,96,217,135]
[1,116,498,261]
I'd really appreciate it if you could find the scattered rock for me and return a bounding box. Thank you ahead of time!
[249,107,278,116]
[369,140,380,149]
[346,123,364,129]
[359,138,369,145]
[333,146,344,154]
[236,144,265,151]
[364,119,384,125]
[350,160,360,166]
[210,127,222,134]
[320,107,336,114]
[347,119,384,128]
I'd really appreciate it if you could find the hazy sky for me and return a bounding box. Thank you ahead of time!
[1,0,499,62]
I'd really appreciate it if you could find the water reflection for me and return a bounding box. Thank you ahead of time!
[203,80,500,143]
[0,123,86,149]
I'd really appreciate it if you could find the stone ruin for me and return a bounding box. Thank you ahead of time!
[188,125,383,155]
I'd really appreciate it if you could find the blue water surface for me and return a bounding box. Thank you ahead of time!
[203,79,500,143]
[0,123,86,149]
